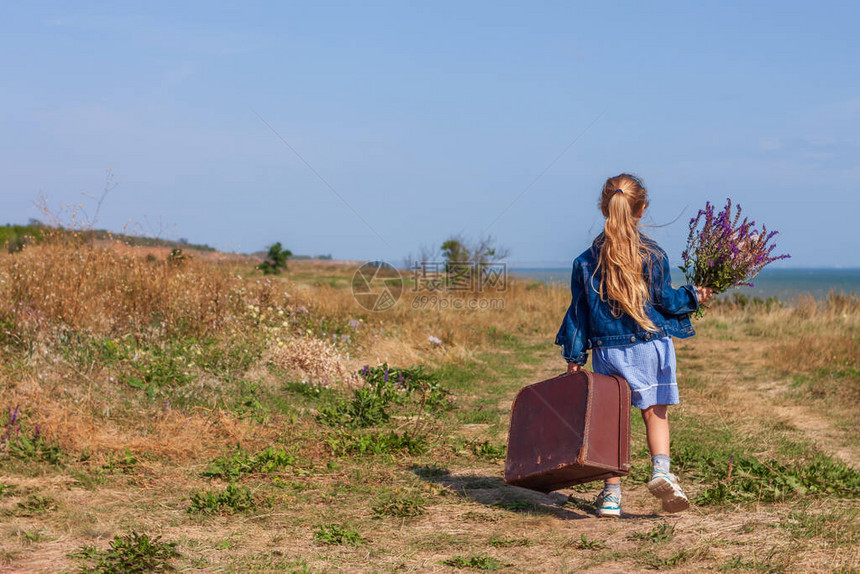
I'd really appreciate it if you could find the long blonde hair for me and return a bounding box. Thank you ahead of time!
[595,173,657,332]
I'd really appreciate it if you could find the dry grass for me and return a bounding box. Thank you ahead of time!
[267,337,361,389]
[1,241,245,338]
[0,240,857,573]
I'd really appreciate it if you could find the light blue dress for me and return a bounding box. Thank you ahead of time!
[592,336,679,410]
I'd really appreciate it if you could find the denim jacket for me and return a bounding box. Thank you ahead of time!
[555,234,700,365]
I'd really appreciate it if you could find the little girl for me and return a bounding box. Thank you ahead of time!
[555,173,712,517]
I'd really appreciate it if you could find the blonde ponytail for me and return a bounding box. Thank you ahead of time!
[596,174,657,332]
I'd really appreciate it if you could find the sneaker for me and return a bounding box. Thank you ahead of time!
[595,490,622,518]
[647,470,690,513]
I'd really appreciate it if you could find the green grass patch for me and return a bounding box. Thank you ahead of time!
[469,440,506,461]
[313,524,365,546]
[68,531,179,573]
[685,451,860,505]
[576,534,606,550]
[16,528,54,545]
[318,363,452,428]
[441,553,504,570]
[780,504,859,547]
[188,483,261,515]
[435,360,493,392]
[283,380,340,401]
[457,408,500,424]
[101,448,138,474]
[2,405,63,465]
[657,412,860,505]
[627,521,675,543]
[203,446,296,479]
[13,494,58,516]
[121,342,196,397]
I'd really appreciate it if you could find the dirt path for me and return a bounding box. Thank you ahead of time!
[768,391,859,468]
[676,334,859,469]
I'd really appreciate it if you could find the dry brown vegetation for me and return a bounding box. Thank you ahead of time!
[0,238,857,573]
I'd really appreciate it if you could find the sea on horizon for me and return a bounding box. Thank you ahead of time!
[509,267,860,301]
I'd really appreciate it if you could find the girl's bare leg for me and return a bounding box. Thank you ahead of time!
[603,405,670,486]
[642,405,670,456]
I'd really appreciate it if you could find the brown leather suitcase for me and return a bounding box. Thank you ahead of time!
[504,370,631,493]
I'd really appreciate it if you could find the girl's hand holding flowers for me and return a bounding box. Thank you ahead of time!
[696,286,714,305]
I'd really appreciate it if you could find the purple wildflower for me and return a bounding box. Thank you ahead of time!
[681,198,790,296]
[3,404,22,442]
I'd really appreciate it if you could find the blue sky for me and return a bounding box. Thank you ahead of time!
[2,1,858,266]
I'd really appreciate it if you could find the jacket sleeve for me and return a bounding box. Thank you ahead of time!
[650,248,699,316]
[554,260,590,365]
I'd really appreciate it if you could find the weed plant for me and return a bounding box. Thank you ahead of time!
[69,531,179,573]
[188,483,260,515]
[203,446,296,479]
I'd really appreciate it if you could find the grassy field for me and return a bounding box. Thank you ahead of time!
[0,239,858,573]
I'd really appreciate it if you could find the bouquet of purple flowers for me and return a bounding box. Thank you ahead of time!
[680,198,790,296]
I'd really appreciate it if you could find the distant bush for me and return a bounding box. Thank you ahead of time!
[0,224,44,253]
[257,242,292,274]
